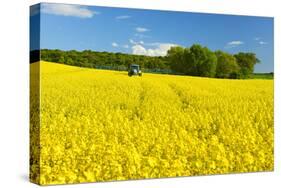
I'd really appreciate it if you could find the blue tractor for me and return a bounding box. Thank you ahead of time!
[128,64,142,76]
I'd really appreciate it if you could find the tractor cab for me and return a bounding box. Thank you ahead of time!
[128,64,142,76]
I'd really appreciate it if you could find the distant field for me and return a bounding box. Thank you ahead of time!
[31,61,274,185]
[252,73,274,79]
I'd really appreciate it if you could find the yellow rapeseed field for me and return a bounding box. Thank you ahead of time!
[30,61,274,185]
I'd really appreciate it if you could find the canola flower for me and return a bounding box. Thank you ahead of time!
[30,61,274,185]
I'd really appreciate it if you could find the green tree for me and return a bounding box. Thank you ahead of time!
[215,51,240,78]
[186,44,217,77]
[234,52,260,78]
[65,57,74,65]
[167,46,185,73]
[58,55,65,64]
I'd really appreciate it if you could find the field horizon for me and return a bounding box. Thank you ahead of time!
[33,61,273,80]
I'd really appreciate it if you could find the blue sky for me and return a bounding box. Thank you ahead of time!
[30,3,274,73]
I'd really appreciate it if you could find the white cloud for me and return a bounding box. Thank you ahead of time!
[123,44,129,49]
[116,15,131,19]
[227,41,244,45]
[144,42,163,46]
[112,42,118,47]
[134,33,150,38]
[132,43,178,56]
[129,39,138,45]
[135,27,149,32]
[129,39,145,45]
[41,3,98,18]
[225,40,244,48]
[259,41,267,45]
[253,37,267,45]
[132,45,147,55]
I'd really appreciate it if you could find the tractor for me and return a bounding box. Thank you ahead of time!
[128,64,142,76]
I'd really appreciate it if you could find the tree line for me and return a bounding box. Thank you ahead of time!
[167,44,260,79]
[39,49,169,71]
[34,44,261,79]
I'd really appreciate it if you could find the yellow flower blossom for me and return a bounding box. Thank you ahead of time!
[30,62,274,185]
